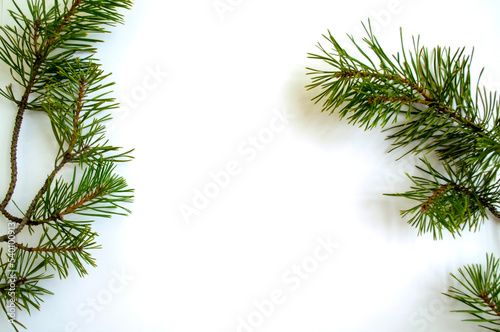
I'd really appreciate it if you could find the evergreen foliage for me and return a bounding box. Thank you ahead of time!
[447,253,500,331]
[0,1,133,330]
[307,21,500,330]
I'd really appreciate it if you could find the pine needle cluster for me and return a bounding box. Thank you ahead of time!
[307,21,500,330]
[0,1,133,330]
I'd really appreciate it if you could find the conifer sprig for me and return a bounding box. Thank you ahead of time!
[446,254,500,331]
[306,22,500,168]
[306,21,500,236]
[0,1,133,330]
[307,20,500,330]
[387,158,498,239]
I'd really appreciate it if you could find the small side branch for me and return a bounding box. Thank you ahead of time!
[419,182,500,221]
[0,154,71,242]
[420,183,453,213]
[15,243,83,253]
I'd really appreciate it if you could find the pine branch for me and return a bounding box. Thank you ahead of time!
[307,20,500,239]
[14,225,101,278]
[0,1,133,329]
[0,0,81,213]
[0,0,132,218]
[0,248,54,317]
[387,158,500,239]
[307,19,500,331]
[306,22,500,166]
[42,59,133,165]
[445,254,500,331]
[32,162,133,223]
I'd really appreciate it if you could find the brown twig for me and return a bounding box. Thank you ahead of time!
[478,291,500,317]
[15,243,83,253]
[0,73,88,242]
[59,185,108,218]
[419,182,500,220]
[420,183,453,213]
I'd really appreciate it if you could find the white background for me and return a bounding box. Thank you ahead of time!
[1,0,500,331]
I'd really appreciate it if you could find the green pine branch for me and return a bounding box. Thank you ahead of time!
[306,21,500,236]
[32,161,133,223]
[307,20,500,330]
[445,254,500,331]
[307,22,500,168]
[0,248,54,330]
[15,225,101,279]
[0,0,133,330]
[42,59,133,166]
[387,157,499,239]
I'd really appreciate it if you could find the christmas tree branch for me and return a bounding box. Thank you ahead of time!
[446,254,500,331]
[0,0,84,216]
[307,20,500,330]
[331,66,486,134]
[307,21,500,239]
[307,23,498,165]
[0,1,133,329]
